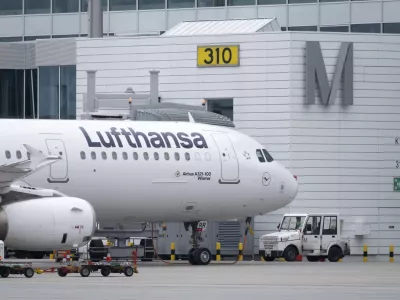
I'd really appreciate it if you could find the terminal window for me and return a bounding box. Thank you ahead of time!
[206,99,233,121]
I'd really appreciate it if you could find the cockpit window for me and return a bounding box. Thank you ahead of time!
[262,149,274,162]
[256,149,265,162]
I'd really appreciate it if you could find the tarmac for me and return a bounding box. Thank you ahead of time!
[1,260,400,300]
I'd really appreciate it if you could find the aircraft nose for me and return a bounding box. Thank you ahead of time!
[275,162,298,205]
[287,173,298,202]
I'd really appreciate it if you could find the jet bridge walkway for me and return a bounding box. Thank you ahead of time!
[81,69,235,128]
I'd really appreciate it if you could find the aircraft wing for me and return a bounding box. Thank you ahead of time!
[0,144,61,192]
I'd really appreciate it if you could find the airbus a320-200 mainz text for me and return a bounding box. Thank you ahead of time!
[0,118,298,265]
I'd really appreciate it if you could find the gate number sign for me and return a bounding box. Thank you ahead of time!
[197,45,240,67]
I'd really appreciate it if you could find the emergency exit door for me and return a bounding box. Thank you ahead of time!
[45,139,69,183]
[212,133,239,183]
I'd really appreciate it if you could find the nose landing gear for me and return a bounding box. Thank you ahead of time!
[184,221,212,265]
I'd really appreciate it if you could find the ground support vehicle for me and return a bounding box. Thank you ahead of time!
[259,213,351,262]
[0,261,35,278]
[57,260,137,277]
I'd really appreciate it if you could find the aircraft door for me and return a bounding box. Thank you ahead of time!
[212,133,239,183]
[45,139,69,183]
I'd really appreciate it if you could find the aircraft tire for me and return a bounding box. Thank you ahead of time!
[188,248,197,265]
[194,248,212,265]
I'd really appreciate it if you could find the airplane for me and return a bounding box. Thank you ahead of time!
[0,118,298,265]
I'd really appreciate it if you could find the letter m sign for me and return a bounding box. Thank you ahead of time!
[306,41,353,106]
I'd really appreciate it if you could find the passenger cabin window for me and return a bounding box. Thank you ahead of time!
[16,150,22,159]
[143,152,149,160]
[262,149,274,162]
[122,152,128,160]
[101,151,107,160]
[175,152,180,161]
[133,152,138,160]
[80,151,86,160]
[185,152,190,161]
[195,152,201,161]
[256,149,265,162]
[164,152,170,160]
[154,152,159,160]
[91,151,96,160]
[5,150,11,159]
[112,152,117,160]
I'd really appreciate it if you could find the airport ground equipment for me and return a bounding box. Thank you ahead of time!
[259,213,350,262]
[56,260,137,277]
[0,261,35,278]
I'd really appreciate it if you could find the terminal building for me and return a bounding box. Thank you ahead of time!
[0,1,399,260]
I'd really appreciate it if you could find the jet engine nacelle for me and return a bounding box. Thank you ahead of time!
[0,197,96,251]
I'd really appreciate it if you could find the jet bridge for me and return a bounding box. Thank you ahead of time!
[81,69,235,128]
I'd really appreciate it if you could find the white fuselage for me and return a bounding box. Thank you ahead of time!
[0,119,298,226]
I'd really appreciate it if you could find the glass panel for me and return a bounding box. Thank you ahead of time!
[280,216,306,230]
[258,0,285,5]
[289,0,315,3]
[0,70,24,118]
[38,66,59,119]
[281,27,287,31]
[168,0,195,8]
[288,26,317,31]
[197,0,224,7]
[227,0,255,6]
[304,216,321,235]
[138,0,165,9]
[60,65,76,119]
[110,0,136,10]
[24,36,51,41]
[322,216,337,235]
[351,23,381,33]
[320,25,349,32]
[52,34,80,39]
[52,0,79,13]
[81,0,108,12]
[383,23,400,34]
[262,149,274,162]
[0,0,23,15]
[256,149,265,163]
[24,0,51,14]
[25,69,38,119]
[0,37,23,42]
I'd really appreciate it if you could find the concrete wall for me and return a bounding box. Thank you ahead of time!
[75,31,400,257]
